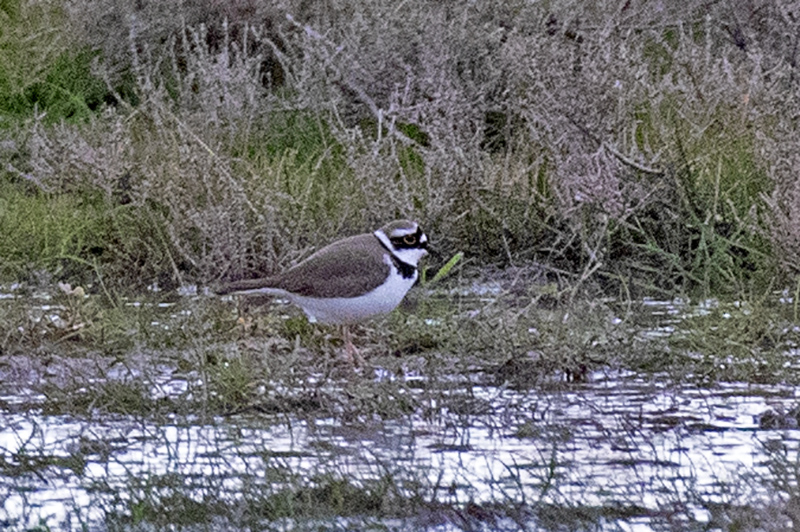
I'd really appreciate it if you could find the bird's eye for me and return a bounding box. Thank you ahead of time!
[403,234,417,245]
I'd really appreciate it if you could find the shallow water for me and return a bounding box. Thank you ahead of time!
[0,293,798,531]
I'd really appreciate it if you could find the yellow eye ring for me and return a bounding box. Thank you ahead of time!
[403,235,417,245]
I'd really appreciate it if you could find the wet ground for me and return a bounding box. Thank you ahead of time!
[0,288,798,531]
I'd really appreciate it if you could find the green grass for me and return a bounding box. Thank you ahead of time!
[0,180,180,292]
[16,48,108,122]
[597,96,776,297]
[0,0,109,123]
[0,182,110,280]
[238,112,358,240]
[664,300,796,384]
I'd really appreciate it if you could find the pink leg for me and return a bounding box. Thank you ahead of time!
[342,326,363,365]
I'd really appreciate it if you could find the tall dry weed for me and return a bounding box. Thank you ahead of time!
[8,0,799,290]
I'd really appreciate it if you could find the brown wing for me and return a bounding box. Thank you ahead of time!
[269,234,391,298]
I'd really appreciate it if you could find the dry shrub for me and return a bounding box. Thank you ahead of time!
[12,0,800,289]
[761,153,800,277]
[274,0,788,282]
[70,0,286,91]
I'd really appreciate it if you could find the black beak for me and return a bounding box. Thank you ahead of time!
[425,244,441,259]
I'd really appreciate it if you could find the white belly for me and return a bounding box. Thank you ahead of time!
[246,257,417,325]
[290,265,417,324]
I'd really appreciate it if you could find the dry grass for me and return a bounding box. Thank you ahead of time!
[1,0,798,295]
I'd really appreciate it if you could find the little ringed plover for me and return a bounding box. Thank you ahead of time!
[217,219,429,355]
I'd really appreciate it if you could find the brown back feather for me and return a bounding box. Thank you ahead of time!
[218,233,391,298]
[273,234,390,298]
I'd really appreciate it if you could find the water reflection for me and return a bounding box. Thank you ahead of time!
[0,294,798,531]
[1,372,797,530]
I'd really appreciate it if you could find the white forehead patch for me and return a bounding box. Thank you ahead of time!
[389,223,419,238]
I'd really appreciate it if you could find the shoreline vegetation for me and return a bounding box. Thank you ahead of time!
[0,0,797,299]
